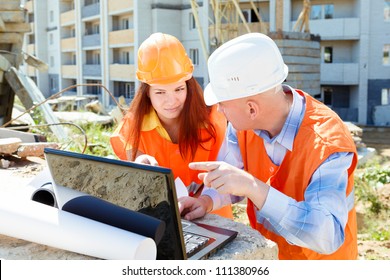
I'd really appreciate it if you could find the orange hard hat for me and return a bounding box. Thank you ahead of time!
[136,33,194,85]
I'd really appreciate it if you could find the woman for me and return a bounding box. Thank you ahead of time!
[110,33,233,219]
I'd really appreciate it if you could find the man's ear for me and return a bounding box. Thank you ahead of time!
[247,100,258,120]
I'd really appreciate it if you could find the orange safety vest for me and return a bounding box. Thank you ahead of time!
[237,90,358,259]
[111,106,233,219]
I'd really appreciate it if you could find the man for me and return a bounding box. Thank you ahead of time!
[178,33,358,260]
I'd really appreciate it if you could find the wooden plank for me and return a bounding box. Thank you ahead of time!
[0,10,25,23]
[0,83,14,126]
[2,22,30,33]
[4,67,68,141]
[280,47,321,58]
[0,0,21,11]
[0,14,5,31]
[0,128,46,143]
[4,67,33,109]
[0,33,23,44]
[0,55,11,71]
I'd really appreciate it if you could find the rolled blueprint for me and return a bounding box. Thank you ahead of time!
[27,168,166,245]
[0,197,156,260]
[61,192,166,245]
[31,182,57,208]
[27,168,58,207]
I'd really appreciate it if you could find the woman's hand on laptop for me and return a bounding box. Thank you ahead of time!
[134,154,159,166]
[178,195,212,220]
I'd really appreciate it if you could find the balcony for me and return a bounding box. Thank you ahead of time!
[108,0,133,14]
[109,29,134,46]
[61,9,75,26]
[83,64,101,77]
[82,34,101,48]
[62,65,78,78]
[61,37,76,51]
[298,18,360,40]
[82,2,100,18]
[110,64,135,81]
[320,63,359,85]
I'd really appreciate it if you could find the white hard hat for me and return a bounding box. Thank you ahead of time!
[204,33,288,105]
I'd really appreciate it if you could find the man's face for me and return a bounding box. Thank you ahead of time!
[217,98,252,131]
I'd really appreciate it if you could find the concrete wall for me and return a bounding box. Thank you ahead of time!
[373,105,390,126]
[368,79,390,125]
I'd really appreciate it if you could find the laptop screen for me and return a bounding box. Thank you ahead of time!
[44,148,186,260]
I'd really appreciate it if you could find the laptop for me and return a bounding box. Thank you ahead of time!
[43,148,237,260]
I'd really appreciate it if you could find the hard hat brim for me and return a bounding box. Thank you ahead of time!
[204,83,219,106]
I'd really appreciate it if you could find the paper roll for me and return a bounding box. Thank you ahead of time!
[31,182,57,208]
[0,197,156,260]
[27,168,166,245]
[27,168,57,207]
[61,194,166,245]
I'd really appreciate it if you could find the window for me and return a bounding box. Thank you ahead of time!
[323,88,333,106]
[50,77,58,91]
[324,46,333,63]
[72,54,77,65]
[189,13,196,30]
[122,51,130,64]
[28,34,35,44]
[121,18,129,30]
[124,82,135,100]
[324,5,334,19]
[85,0,99,5]
[189,48,199,66]
[86,80,100,95]
[92,23,100,34]
[384,44,390,65]
[93,52,100,65]
[28,13,34,23]
[311,4,334,20]
[50,56,54,67]
[50,10,54,22]
[311,5,322,20]
[49,33,53,45]
[382,89,390,105]
[385,0,390,21]
[242,8,261,23]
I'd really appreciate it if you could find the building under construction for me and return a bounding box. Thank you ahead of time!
[8,0,390,126]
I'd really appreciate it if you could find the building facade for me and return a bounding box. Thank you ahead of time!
[21,0,390,126]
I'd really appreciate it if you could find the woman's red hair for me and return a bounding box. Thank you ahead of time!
[126,77,217,161]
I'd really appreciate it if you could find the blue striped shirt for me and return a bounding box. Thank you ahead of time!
[204,85,354,254]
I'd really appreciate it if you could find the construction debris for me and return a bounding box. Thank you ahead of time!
[0,137,21,154]
[0,0,30,126]
[0,136,58,164]
[16,142,58,158]
[344,121,366,149]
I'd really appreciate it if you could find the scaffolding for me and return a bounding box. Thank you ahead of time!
[190,0,267,61]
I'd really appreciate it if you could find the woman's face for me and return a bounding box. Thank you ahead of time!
[148,81,187,124]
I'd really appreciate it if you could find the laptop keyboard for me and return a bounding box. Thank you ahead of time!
[181,220,212,257]
[183,231,210,257]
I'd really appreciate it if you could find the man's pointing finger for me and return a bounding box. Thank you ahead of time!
[188,161,221,171]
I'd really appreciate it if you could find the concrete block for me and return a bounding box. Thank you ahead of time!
[17,143,59,158]
[0,137,21,154]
